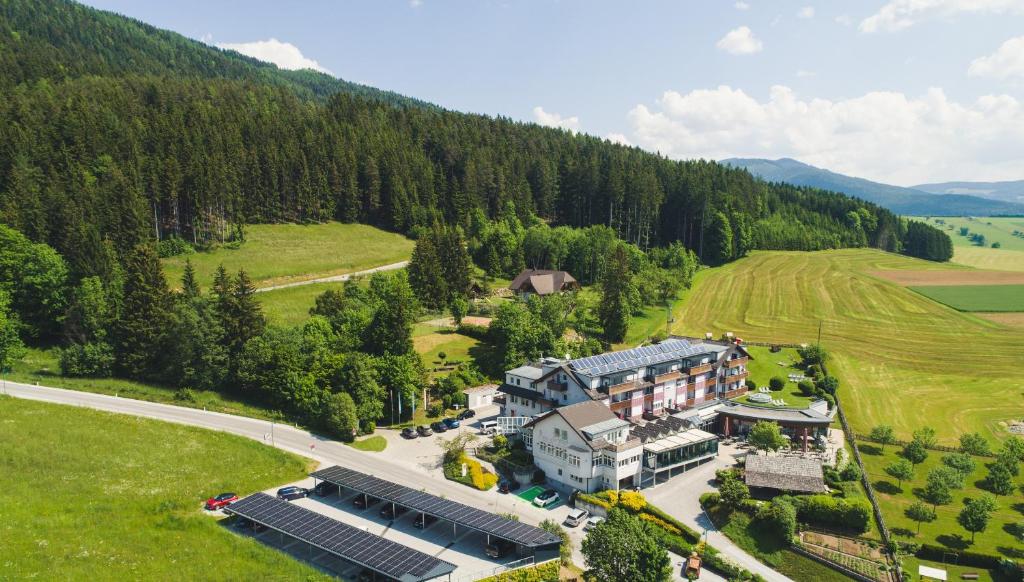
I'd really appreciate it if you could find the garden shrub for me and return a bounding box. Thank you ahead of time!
[769,376,785,391]
[790,495,871,533]
[700,492,721,507]
[755,498,796,539]
[639,513,680,535]
[797,379,816,396]
[618,490,647,512]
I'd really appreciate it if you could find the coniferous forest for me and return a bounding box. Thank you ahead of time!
[0,0,954,435]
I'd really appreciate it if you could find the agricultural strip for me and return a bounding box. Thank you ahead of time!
[909,284,1024,312]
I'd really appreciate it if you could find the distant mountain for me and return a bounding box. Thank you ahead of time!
[913,180,1024,206]
[723,158,1024,216]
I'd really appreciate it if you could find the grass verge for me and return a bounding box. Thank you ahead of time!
[346,435,387,452]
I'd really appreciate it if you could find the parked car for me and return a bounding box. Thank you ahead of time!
[443,417,461,429]
[563,508,589,527]
[400,427,418,439]
[430,421,448,433]
[416,425,433,436]
[498,480,520,494]
[205,492,238,510]
[353,495,379,509]
[413,513,437,529]
[479,420,498,435]
[583,515,604,531]
[532,489,560,508]
[457,409,476,420]
[314,481,338,497]
[379,504,408,520]
[485,539,515,559]
[276,486,309,501]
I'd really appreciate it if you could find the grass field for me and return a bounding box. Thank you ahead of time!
[0,396,324,580]
[912,216,1024,272]
[671,249,1024,445]
[162,222,413,289]
[257,280,350,327]
[414,329,481,379]
[910,284,1024,312]
[859,443,1024,559]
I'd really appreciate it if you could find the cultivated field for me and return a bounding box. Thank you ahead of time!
[162,222,413,289]
[671,249,1024,444]
[0,397,324,580]
[912,216,1024,272]
[909,284,1024,312]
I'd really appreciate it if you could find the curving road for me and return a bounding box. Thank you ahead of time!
[3,380,778,581]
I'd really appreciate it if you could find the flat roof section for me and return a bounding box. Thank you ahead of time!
[643,428,718,453]
[225,493,456,582]
[719,402,834,426]
[310,465,561,548]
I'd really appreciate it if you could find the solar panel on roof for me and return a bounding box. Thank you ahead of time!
[226,493,456,582]
[310,466,562,548]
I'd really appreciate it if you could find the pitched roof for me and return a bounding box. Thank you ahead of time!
[744,454,827,493]
[509,269,578,295]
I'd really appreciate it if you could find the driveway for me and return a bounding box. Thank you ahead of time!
[255,260,408,292]
[643,444,794,582]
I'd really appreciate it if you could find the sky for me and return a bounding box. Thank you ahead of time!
[82,0,1024,186]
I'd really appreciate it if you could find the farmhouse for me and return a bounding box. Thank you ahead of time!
[743,453,827,494]
[508,269,580,298]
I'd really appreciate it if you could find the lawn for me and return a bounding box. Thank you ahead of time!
[0,396,324,580]
[257,280,349,327]
[162,222,413,289]
[909,284,1024,312]
[858,443,1024,559]
[671,249,1024,445]
[346,435,388,452]
[414,329,481,379]
[7,347,283,422]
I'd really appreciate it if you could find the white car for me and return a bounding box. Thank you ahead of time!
[583,515,604,531]
[532,489,560,507]
[563,508,589,527]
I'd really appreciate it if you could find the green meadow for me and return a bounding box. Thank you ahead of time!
[910,284,1024,312]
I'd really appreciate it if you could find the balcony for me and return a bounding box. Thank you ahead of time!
[547,379,568,391]
[610,400,631,413]
[726,357,748,369]
[606,380,638,396]
[685,362,713,375]
[652,370,683,384]
[723,370,748,384]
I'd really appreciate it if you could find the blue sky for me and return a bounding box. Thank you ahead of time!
[83,0,1024,185]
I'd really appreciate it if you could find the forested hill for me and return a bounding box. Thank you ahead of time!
[0,0,428,107]
[0,0,945,282]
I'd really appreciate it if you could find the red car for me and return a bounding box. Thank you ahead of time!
[205,492,238,510]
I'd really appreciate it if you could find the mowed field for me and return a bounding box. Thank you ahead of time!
[909,284,1024,312]
[0,397,324,580]
[912,216,1024,271]
[671,249,1024,444]
[162,222,413,289]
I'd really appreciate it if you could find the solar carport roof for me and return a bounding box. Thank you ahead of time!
[311,465,562,548]
[225,493,456,582]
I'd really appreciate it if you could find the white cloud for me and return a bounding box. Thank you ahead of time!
[860,0,1024,33]
[625,85,1024,184]
[217,38,331,73]
[605,133,633,146]
[716,26,763,55]
[532,106,580,132]
[835,14,852,26]
[410,0,423,7]
[969,36,1024,80]
[735,1,750,10]
[797,6,815,19]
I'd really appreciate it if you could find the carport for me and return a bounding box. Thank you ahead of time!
[225,493,457,582]
[310,465,562,559]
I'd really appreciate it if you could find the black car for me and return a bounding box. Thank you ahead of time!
[498,480,520,494]
[314,481,338,497]
[430,421,448,433]
[457,409,476,420]
[276,486,309,501]
[353,495,379,509]
[379,504,408,520]
[413,513,437,529]
[416,425,433,437]
[400,427,418,439]
[485,539,515,559]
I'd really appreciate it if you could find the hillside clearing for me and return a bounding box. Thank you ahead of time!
[0,397,323,580]
[909,284,1024,312]
[672,249,1024,444]
[161,222,413,289]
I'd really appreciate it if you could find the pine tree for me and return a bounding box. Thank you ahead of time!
[181,258,200,298]
[439,227,471,301]
[406,233,447,310]
[704,211,734,266]
[114,244,173,379]
[228,269,266,354]
[598,244,633,343]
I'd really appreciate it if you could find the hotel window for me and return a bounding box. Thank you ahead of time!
[569,454,581,467]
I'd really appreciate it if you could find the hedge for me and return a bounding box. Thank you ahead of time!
[915,544,1004,570]
[444,454,497,491]
[456,323,490,341]
[788,494,871,534]
[477,561,560,582]
[579,490,701,544]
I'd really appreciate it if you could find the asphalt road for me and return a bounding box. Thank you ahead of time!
[4,380,771,581]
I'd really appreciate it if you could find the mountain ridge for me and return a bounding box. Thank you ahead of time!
[913,180,1024,205]
[723,157,1024,217]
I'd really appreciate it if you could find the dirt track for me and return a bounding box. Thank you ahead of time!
[870,270,1024,286]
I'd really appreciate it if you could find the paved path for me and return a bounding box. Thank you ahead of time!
[644,446,795,582]
[255,260,408,293]
[3,381,780,581]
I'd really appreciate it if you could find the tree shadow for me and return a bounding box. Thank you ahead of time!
[997,545,1024,559]
[891,527,916,538]
[911,487,927,501]
[859,444,883,456]
[873,480,902,495]
[1011,502,1024,516]
[467,342,502,378]
[936,534,970,551]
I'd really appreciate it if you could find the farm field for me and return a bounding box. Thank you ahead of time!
[912,216,1024,271]
[161,222,413,289]
[671,249,1024,444]
[859,443,1024,560]
[0,397,324,580]
[909,285,1024,312]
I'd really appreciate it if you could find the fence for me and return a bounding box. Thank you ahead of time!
[790,544,894,582]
